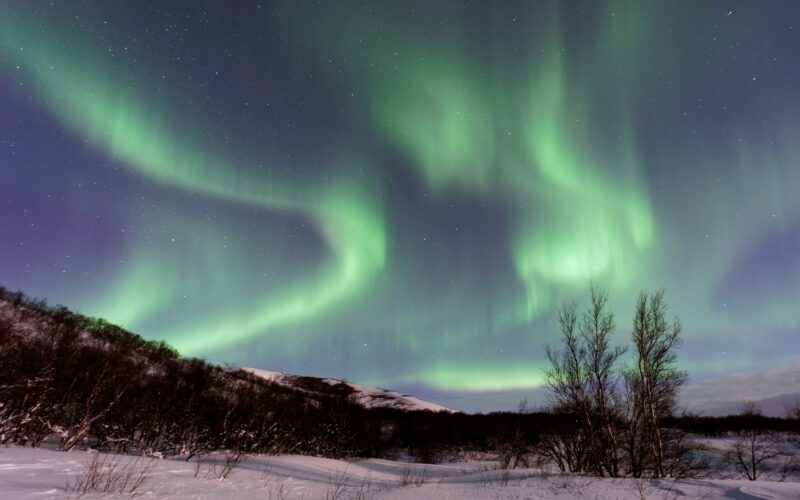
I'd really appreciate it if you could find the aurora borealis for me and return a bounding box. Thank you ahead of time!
[2,1,800,412]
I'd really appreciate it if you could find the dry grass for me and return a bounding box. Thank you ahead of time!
[192,450,246,481]
[325,466,350,500]
[260,465,289,500]
[65,452,156,497]
[398,465,428,486]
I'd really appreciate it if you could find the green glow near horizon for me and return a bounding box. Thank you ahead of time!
[411,363,546,392]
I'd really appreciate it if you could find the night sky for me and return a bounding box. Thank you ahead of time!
[2,1,800,412]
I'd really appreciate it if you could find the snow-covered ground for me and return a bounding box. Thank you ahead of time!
[2,446,800,499]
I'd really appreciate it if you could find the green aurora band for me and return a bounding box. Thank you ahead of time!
[0,9,387,353]
[281,3,655,319]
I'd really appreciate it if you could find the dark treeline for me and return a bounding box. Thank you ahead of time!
[664,414,800,436]
[0,286,575,461]
[1,286,799,471]
[0,287,384,458]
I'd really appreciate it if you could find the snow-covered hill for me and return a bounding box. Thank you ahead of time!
[244,368,454,413]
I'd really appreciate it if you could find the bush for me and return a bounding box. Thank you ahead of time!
[65,453,156,496]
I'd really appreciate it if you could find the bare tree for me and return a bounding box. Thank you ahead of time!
[61,360,129,451]
[545,300,594,474]
[726,402,792,481]
[581,287,626,477]
[784,397,800,453]
[628,290,686,478]
[545,286,626,476]
[538,421,589,474]
[495,399,532,469]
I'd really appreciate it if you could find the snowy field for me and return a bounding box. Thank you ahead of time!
[2,446,800,499]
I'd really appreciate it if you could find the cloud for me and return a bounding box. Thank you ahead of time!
[681,364,800,416]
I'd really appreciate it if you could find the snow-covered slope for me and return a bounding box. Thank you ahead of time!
[244,367,453,413]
